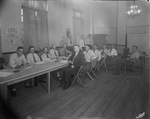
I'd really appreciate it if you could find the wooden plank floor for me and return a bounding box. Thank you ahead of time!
[10,70,149,119]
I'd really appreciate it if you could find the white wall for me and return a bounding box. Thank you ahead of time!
[93,1,150,55]
[0,0,23,53]
[48,0,92,46]
[126,1,150,54]
[93,1,118,44]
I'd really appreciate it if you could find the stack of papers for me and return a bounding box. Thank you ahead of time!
[0,72,13,77]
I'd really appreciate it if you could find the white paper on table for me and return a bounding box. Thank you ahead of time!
[60,60,68,63]
[0,72,13,77]
[24,66,32,69]
[34,61,46,65]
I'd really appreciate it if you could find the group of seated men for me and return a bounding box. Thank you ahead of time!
[5,43,72,96]
[0,43,140,96]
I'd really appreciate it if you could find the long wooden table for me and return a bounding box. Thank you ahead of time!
[0,60,68,103]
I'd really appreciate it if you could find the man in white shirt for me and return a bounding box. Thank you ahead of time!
[49,43,59,59]
[9,47,27,68]
[26,46,41,87]
[27,46,41,64]
[83,45,96,63]
[107,45,118,70]
[79,35,85,51]
[109,44,118,57]
[100,44,110,58]
[93,44,101,61]
[129,45,140,61]
[41,47,50,61]
[9,47,27,96]
[59,43,72,57]
[85,34,93,46]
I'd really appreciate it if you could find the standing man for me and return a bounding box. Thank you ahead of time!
[86,34,93,46]
[61,45,85,90]
[79,35,85,51]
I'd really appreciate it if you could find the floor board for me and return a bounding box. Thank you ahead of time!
[9,70,149,119]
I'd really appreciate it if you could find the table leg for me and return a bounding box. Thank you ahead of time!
[0,83,8,103]
[47,72,50,93]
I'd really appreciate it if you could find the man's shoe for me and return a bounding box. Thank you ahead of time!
[59,82,65,87]
[62,82,71,90]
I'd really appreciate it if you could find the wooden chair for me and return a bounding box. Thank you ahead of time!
[95,55,108,72]
[88,58,98,79]
[124,58,142,75]
[71,65,85,87]
[0,57,5,69]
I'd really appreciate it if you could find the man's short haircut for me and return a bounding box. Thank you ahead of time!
[85,44,90,48]
[43,47,48,50]
[133,45,138,49]
[74,45,79,48]
[52,43,56,47]
[17,47,23,51]
[63,43,67,46]
[29,46,34,50]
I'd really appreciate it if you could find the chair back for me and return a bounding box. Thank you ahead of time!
[90,58,98,69]
[76,66,84,75]
[0,57,5,69]
[81,62,91,76]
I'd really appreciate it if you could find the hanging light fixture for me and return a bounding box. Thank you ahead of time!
[127,1,141,16]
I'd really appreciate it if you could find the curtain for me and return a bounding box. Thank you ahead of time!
[23,6,49,52]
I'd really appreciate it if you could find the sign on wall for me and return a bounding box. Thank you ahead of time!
[1,26,23,53]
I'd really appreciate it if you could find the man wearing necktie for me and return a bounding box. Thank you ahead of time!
[26,46,42,87]
[59,43,72,57]
[27,46,41,64]
[61,45,85,90]
[49,43,59,59]
[41,47,50,61]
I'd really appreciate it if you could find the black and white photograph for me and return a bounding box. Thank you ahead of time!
[0,0,149,119]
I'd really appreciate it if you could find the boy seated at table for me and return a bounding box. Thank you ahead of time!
[41,47,50,62]
[9,47,28,96]
[27,46,41,64]
[9,47,27,68]
[49,43,59,59]
[59,43,72,57]
[27,46,45,86]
